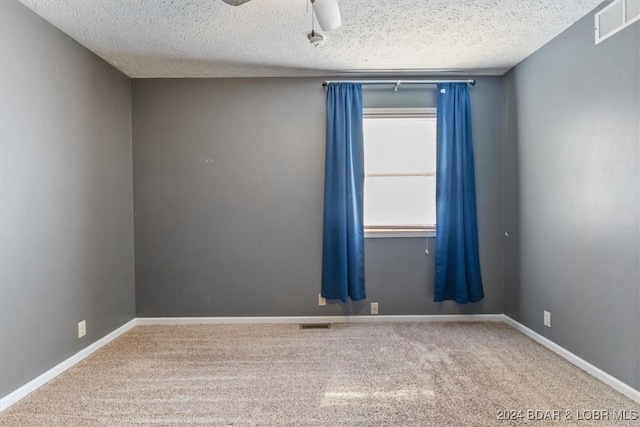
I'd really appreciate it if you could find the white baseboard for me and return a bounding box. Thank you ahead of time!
[502,315,640,405]
[135,314,505,325]
[0,319,137,411]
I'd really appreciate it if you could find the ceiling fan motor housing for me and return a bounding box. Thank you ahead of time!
[308,31,326,47]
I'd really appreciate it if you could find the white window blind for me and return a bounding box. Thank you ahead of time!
[363,109,437,232]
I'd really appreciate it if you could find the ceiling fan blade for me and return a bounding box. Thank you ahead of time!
[312,0,341,31]
[222,0,253,6]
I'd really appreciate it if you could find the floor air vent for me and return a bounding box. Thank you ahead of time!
[595,0,640,44]
[300,323,330,329]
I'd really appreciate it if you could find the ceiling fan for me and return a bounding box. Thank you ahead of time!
[222,0,342,31]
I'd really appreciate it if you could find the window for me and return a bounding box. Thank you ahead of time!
[363,108,436,238]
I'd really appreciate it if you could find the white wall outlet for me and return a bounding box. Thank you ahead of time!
[544,311,551,328]
[78,320,86,338]
[371,302,379,315]
[318,294,326,306]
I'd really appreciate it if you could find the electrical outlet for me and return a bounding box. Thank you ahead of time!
[371,302,379,315]
[544,311,551,328]
[78,320,86,338]
[318,294,326,306]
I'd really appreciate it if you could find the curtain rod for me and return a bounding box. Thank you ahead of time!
[322,79,476,88]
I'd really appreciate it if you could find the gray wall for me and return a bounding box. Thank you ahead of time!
[502,71,521,321]
[502,4,639,389]
[0,0,135,397]
[132,77,504,317]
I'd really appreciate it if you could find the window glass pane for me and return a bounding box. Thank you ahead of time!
[364,176,435,227]
[364,117,436,174]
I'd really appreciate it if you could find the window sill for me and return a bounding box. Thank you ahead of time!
[365,228,436,239]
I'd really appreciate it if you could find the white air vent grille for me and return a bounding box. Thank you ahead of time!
[595,0,640,44]
[627,0,640,22]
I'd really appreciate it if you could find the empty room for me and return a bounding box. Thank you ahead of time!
[0,0,639,425]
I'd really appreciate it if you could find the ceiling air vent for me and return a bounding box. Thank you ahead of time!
[595,0,640,44]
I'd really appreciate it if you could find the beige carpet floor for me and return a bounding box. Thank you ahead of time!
[1,322,638,426]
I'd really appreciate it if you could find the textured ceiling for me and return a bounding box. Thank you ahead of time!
[18,0,603,78]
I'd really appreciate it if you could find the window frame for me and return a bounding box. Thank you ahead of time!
[362,107,437,239]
